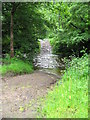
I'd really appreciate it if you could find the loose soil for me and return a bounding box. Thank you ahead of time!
[2,70,59,118]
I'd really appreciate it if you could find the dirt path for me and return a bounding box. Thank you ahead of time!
[2,70,59,118]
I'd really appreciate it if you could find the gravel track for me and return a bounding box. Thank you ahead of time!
[2,70,59,118]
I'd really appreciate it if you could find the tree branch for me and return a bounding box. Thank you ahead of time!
[11,3,20,14]
[70,22,85,33]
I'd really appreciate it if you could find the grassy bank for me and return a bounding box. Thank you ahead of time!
[0,57,34,76]
[38,54,88,118]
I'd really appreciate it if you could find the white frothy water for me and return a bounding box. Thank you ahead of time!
[34,39,59,68]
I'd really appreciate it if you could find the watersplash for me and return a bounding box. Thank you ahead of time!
[34,39,59,69]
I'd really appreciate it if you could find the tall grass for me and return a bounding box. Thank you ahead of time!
[0,57,34,76]
[38,54,88,118]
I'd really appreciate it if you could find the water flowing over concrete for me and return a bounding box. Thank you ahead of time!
[34,39,59,69]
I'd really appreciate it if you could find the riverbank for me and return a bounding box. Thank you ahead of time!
[1,54,88,118]
[0,57,34,76]
[38,54,88,118]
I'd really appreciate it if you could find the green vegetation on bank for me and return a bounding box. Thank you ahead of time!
[38,54,88,118]
[0,55,34,76]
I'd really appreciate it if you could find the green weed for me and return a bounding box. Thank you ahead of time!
[39,54,88,118]
[0,57,34,76]
[19,106,25,112]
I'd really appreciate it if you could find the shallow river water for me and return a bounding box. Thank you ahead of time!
[34,39,65,76]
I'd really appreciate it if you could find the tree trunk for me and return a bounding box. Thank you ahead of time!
[10,3,20,58]
[10,11,14,58]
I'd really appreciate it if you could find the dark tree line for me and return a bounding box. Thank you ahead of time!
[2,2,49,61]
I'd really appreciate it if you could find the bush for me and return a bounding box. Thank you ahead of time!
[0,56,34,76]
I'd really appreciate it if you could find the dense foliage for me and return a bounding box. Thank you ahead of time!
[40,3,89,57]
[2,2,48,61]
[38,54,88,118]
[2,2,89,59]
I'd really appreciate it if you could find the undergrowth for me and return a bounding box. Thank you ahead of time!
[0,55,34,76]
[38,54,88,118]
